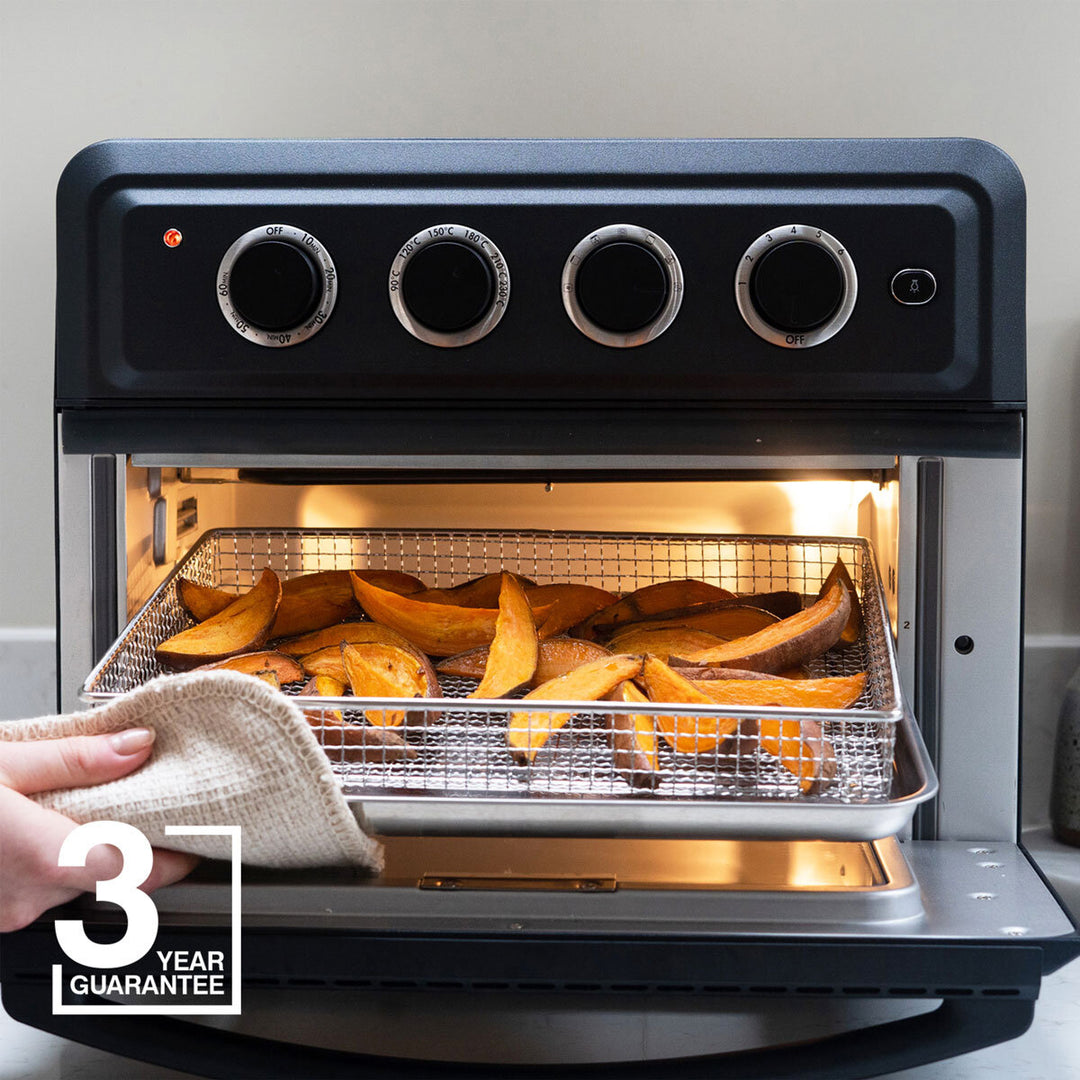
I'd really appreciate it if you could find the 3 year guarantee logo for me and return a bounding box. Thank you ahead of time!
[51,822,241,1015]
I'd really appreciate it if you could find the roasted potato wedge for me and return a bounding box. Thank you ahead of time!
[574,580,736,639]
[691,672,867,710]
[177,577,235,622]
[410,571,536,608]
[507,654,645,765]
[525,583,619,639]
[156,568,281,669]
[735,716,837,795]
[340,641,429,728]
[437,637,612,687]
[606,680,662,790]
[193,650,306,684]
[671,582,851,674]
[280,620,426,659]
[471,573,539,698]
[299,675,417,763]
[638,654,739,754]
[613,606,779,640]
[817,558,862,646]
[608,627,728,662]
[350,573,553,657]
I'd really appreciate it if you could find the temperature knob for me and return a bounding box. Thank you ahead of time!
[217,224,337,347]
[562,224,683,347]
[735,225,857,348]
[389,225,509,347]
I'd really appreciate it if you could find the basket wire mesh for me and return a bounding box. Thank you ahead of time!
[84,529,903,807]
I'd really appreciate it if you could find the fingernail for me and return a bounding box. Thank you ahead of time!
[108,728,156,755]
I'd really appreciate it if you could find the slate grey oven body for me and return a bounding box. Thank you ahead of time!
[3,138,1078,1078]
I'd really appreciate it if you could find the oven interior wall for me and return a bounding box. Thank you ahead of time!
[124,465,901,621]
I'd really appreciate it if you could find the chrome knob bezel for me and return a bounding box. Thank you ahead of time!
[216,224,337,348]
[389,224,510,347]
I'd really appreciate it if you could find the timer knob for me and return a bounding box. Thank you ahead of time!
[228,241,321,331]
[389,224,509,347]
[735,225,857,348]
[217,225,337,347]
[562,224,683,347]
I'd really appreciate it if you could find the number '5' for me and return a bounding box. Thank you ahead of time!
[54,821,159,969]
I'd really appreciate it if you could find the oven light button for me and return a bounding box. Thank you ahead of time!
[736,224,857,348]
[389,225,510,347]
[217,224,337,347]
[562,224,683,348]
[891,268,937,305]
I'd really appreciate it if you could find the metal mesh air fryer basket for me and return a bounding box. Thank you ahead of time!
[83,528,935,840]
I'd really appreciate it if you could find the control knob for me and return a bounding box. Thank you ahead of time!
[389,225,509,347]
[735,225,857,348]
[217,224,337,347]
[562,224,683,347]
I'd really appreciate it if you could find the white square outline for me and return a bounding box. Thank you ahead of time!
[52,825,241,1016]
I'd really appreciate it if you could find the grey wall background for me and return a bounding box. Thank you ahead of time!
[2,0,1079,638]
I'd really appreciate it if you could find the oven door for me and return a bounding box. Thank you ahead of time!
[4,839,1078,1078]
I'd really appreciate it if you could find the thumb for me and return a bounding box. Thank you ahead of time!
[0,729,156,795]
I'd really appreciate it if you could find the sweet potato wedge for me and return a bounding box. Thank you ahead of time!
[615,606,780,639]
[437,637,612,687]
[279,620,426,658]
[299,626,440,705]
[266,570,359,638]
[298,674,347,723]
[735,716,837,795]
[299,675,417,763]
[340,641,429,728]
[177,577,236,622]
[608,627,729,662]
[606,681,662,790]
[471,573,539,698]
[350,573,553,657]
[507,654,645,765]
[410,571,536,608]
[193,650,306,684]
[156,568,281,669]
[817,558,862,646]
[638,654,739,754]
[526,583,619,639]
[573,580,736,639]
[671,581,851,674]
[691,672,867,710]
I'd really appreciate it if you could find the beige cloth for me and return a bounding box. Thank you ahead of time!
[0,670,383,872]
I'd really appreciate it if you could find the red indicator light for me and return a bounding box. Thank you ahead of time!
[163,228,183,248]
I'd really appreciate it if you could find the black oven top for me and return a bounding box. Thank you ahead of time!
[54,138,1024,409]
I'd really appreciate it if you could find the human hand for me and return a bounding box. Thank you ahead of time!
[0,729,199,932]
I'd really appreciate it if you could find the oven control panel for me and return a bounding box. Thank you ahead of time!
[55,139,1025,407]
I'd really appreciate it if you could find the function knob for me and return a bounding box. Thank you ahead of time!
[735,225,857,348]
[562,224,683,347]
[217,225,337,347]
[389,225,509,347]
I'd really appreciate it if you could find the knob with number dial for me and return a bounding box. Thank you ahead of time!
[217,224,337,347]
[736,224,857,348]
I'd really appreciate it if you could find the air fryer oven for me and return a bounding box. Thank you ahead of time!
[4,138,1079,1078]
